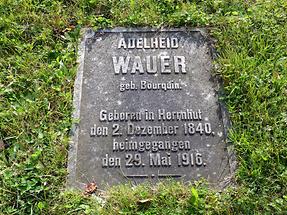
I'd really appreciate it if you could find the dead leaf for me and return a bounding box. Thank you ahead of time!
[273,71,281,79]
[84,182,97,196]
[0,140,5,152]
[138,198,152,204]
[62,25,75,33]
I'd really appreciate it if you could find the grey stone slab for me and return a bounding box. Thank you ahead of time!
[68,28,234,190]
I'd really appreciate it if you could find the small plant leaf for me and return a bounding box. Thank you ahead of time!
[190,187,199,206]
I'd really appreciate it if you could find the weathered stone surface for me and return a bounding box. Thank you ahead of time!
[68,28,233,190]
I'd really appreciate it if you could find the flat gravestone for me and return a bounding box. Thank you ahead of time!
[68,28,234,190]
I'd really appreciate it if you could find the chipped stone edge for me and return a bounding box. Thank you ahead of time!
[210,47,237,189]
[67,27,236,191]
[218,87,237,189]
[67,29,92,190]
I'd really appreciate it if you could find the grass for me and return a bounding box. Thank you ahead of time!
[0,0,286,214]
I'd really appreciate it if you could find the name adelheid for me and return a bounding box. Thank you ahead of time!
[117,37,179,49]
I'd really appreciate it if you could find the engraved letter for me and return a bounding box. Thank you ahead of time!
[131,56,144,74]
[150,38,158,48]
[160,56,171,74]
[150,153,161,166]
[118,38,127,49]
[159,38,166,48]
[171,38,179,48]
[136,38,143,48]
[113,56,130,74]
[146,56,157,74]
[99,110,107,121]
[128,38,136,48]
[143,38,150,48]
[174,56,186,74]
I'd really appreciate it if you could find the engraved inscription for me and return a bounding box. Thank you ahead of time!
[127,123,179,136]
[102,154,121,168]
[117,37,179,49]
[95,107,214,170]
[113,56,187,74]
[158,109,202,121]
[119,80,182,92]
[149,153,171,167]
[95,106,214,170]
[90,124,108,137]
[99,109,142,122]
[112,139,191,153]
[97,109,203,122]
[90,109,216,138]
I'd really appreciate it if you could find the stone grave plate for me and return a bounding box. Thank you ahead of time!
[68,28,234,190]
